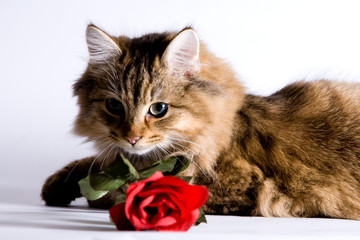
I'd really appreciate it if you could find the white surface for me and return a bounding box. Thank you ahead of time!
[1,0,360,238]
[1,200,360,240]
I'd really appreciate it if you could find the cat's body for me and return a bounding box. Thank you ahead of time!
[200,81,360,218]
[42,25,360,219]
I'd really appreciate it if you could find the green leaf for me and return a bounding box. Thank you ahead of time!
[79,154,192,202]
[105,154,139,180]
[169,156,191,175]
[89,173,126,191]
[114,193,127,205]
[87,154,139,193]
[79,154,141,201]
[194,208,207,226]
[138,156,177,179]
[122,155,139,180]
[78,176,108,201]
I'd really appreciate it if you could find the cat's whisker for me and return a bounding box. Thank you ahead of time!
[169,139,223,190]
[81,134,109,145]
[100,144,118,170]
[167,138,227,193]
[158,143,194,172]
[168,136,208,153]
[156,145,172,157]
[93,139,113,152]
[64,159,82,183]
[65,135,112,182]
[167,136,215,166]
[88,143,114,175]
[153,148,163,162]
[84,134,112,145]
[167,139,197,159]
[168,140,211,181]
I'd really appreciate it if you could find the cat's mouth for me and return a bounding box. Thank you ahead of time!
[122,145,155,156]
[118,142,172,169]
[119,140,170,159]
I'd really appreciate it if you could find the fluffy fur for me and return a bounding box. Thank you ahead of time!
[42,25,360,219]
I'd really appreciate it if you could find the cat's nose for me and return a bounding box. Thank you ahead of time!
[125,136,141,146]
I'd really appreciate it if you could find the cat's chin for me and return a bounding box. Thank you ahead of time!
[120,144,163,159]
[120,141,171,158]
[122,147,154,156]
[119,146,167,169]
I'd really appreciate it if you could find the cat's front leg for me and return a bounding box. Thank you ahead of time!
[41,156,100,206]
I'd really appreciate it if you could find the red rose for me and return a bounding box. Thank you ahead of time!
[109,171,208,231]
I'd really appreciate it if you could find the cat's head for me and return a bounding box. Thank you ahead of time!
[73,25,243,170]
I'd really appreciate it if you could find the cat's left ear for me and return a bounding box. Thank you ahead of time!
[162,28,200,76]
[86,24,122,64]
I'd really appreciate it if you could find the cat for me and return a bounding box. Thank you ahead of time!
[41,24,360,219]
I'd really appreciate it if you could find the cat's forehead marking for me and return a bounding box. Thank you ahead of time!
[116,61,156,115]
[118,52,163,95]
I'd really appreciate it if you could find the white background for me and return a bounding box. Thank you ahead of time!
[1,0,360,203]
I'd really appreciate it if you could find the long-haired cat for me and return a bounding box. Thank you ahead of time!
[42,24,360,219]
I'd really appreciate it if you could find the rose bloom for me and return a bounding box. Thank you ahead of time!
[109,171,208,231]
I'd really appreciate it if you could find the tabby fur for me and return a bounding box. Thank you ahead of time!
[41,25,360,219]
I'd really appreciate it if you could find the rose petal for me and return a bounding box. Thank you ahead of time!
[165,192,188,219]
[137,187,181,199]
[158,203,168,218]
[136,187,189,219]
[162,209,199,231]
[140,187,193,220]
[148,201,166,219]
[142,176,208,208]
[178,209,200,231]
[125,181,145,218]
[128,195,161,230]
[180,185,208,210]
[128,209,152,230]
[146,198,174,226]
[125,172,164,219]
[126,171,164,203]
[131,195,183,230]
[148,194,178,211]
[153,176,209,210]
[153,215,178,228]
[109,203,134,230]
[138,194,156,220]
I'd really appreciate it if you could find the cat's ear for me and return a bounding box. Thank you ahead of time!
[162,28,200,76]
[86,24,121,63]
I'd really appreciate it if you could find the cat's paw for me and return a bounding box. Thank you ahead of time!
[41,170,82,206]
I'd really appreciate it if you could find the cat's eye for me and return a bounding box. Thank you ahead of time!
[148,102,168,118]
[105,98,125,116]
